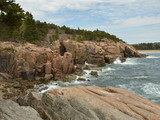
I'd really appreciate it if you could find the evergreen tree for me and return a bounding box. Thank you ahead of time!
[0,0,24,28]
[23,12,39,43]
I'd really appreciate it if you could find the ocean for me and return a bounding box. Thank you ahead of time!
[34,52,160,103]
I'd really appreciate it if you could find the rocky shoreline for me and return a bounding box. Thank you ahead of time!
[0,39,145,100]
[1,86,160,120]
[1,39,155,120]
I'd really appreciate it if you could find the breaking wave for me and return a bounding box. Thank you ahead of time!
[147,56,160,59]
[113,58,121,64]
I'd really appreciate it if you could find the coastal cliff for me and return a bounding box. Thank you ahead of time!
[0,40,158,120]
[0,40,145,100]
[0,39,144,80]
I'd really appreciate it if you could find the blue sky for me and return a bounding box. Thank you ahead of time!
[17,0,160,44]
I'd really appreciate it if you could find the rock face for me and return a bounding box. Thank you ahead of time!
[0,42,75,81]
[0,99,42,120]
[62,39,144,66]
[22,86,160,120]
[0,40,144,82]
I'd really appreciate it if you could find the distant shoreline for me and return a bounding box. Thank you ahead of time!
[138,50,160,53]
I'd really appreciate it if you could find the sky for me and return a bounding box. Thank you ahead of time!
[16,0,160,44]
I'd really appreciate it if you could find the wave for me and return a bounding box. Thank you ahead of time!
[34,81,61,93]
[114,58,138,65]
[147,56,160,59]
[117,81,140,91]
[102,67,115,73]
[142,83,160,97]
[113,58,121,64]
[133,76,149,79]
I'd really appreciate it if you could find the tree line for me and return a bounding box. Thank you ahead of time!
[133,43,160,50]
[0,0,123,44]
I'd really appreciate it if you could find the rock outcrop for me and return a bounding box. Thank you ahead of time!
[0,42,75,81]
[21,86,160,120]
[0,99,42,120]
[0,40,144,100]
[0,40,144,81]
[62,39,144,65]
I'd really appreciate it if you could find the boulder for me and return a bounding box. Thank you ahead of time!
[0,99,42,120]
[77,77,86,81]
[85,65,102,71]
[90,71,98,77]
[62,74,77,82]
[22,86,160,120]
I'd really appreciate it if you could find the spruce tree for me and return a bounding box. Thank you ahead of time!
[23,12,39,43]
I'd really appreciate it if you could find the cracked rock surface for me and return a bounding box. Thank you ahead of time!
[22,86,160,120]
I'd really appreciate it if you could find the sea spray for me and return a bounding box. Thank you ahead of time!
[113,58,121,64]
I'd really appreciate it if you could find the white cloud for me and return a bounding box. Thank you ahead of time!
[16,0,160,43]
[108,15,160,29]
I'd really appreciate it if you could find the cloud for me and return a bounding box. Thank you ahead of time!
[16,0,160,43]
[107,15,160,29]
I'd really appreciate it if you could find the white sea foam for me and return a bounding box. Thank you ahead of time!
[85,61,94,66]
[121,58,138,65]
[117,81,141,91]
[147,56,160,59]
[142,83,160,97]
[113,58,121,64]
[133,76,149,79]
[113,58,138,65]
[34,81,61,93]
[102,67,115,73]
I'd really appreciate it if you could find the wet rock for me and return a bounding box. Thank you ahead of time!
[62,74,77,82]
[85,65,102,71]
[77,77,86,81]
[90,71,98,77]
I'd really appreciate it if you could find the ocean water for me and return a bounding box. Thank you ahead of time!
[34,52,160,103]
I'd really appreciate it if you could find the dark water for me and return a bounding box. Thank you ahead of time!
[35,52,160,103]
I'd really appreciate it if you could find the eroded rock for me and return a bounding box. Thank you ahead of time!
[21,86,160,120]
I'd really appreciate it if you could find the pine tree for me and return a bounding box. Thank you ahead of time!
[23,12,39,43]
[0,0,24,28]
